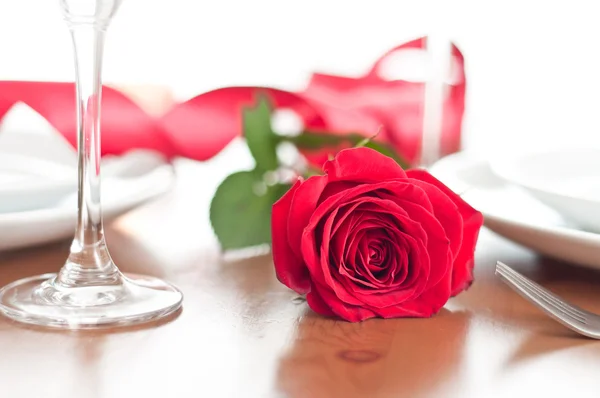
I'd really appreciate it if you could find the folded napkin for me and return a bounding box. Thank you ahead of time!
[0,102,175,214]
[0,37,465,166]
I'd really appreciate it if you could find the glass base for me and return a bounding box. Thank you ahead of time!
[0,273,183,330]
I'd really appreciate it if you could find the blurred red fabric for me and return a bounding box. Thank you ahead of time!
[0,37,465,166]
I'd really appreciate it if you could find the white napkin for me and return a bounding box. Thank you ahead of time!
[0,103,78,213]
[0,103,169,214]
[0,102,77,167]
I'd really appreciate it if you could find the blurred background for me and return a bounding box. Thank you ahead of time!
[2,0,600,155]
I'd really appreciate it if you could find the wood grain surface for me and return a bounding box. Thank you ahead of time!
[1,158,600,398]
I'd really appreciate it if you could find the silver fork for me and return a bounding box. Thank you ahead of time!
[495,261,600,339]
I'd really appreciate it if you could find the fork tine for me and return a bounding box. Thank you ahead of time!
[495,262,587,325]
[495,265,586,328]
[500,273,587,325]
[496,262,587,320]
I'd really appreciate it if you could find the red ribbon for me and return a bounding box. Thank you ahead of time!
[0,37,465,166]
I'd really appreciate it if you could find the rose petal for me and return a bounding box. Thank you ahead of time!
[333,201,433,307]
[306,285,336,318]
[319,208,363,306]
[392,232,423,290]
[302,180,429,229]
[387,199,451,289]
[271,179,310,294]
[307,194,429,305]
[370,305,426,318]
[345,228,370,280]
[354,229,396,287]
[331,203,361,244]
[449,216,482,296]
[372,237,399,284]
[356,237,386,286]
[313,282,377,322]
[318,181,359,205]
[406,169,484,295]
[329,199,414,290]
[295,171,462,320]
[287,175,329,258]
[340,198,433,294]
[379,235,408,285]
[405,176,463,261]
[323,147,407,184]
[375,181,434,213]
[394,263,452,317]
[349,234,429,307]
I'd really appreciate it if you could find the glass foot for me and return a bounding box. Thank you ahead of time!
[0,273,183,329]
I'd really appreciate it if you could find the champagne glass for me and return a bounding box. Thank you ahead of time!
[0,0,183,329]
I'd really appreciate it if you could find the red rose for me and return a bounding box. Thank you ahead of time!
[271,147,483,322]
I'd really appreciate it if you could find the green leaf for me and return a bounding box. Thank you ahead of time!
[210,170,291,250]
[361,140,410,169]
[288,131,346,149]
[290,130,410,169]
[243,95,279,171]
[355,126,383,148]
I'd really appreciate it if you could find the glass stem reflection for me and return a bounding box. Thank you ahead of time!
[59,24,120,287]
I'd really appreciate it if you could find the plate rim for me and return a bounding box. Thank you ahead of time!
[430,151,600,269]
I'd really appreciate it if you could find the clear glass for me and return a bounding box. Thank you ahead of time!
[0,0,183,329]
[420,36,451,167]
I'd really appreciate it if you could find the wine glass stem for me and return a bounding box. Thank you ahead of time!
[59,24,120,287]
[73,26,104,246]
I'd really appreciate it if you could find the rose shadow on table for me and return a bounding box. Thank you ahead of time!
[275,309,471,398]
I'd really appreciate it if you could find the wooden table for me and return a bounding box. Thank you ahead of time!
[2,158,600,398]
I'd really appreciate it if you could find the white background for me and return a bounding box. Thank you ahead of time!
[0,0,599,154]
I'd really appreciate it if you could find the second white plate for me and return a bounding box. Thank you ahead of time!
[489,147,600,234]
[430,152,600,270]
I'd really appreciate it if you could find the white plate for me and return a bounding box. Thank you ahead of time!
[430,152,600,270]
[0,154,76,213]
[0,150,175,252]
[489,148,600,233]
